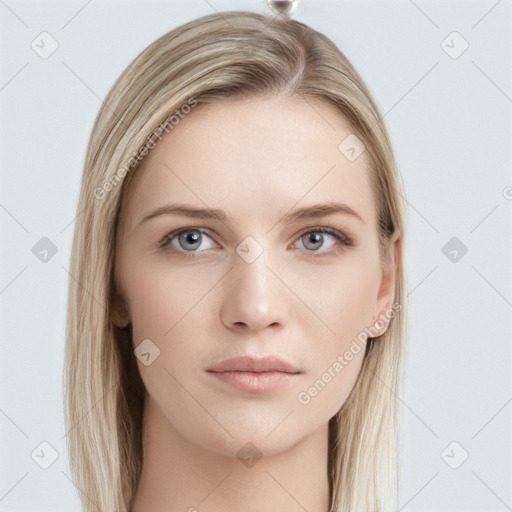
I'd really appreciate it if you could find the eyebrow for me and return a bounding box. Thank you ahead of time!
[138,201,365,226]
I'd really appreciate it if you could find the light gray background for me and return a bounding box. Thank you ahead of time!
[1,0,511,510]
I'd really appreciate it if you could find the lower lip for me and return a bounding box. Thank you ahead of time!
[207,371,298,393]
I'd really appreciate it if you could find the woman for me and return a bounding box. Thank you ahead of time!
[63,10,407,512]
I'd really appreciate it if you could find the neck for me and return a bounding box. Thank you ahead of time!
[131,395,331,512]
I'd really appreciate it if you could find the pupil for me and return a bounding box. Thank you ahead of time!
[305,232,323,250]
[180,230,201,251]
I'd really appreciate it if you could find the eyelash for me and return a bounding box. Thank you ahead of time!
[158,226,355,259]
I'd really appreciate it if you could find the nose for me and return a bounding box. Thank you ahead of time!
[219,244,290,332]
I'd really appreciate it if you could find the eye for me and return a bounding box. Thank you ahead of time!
[159,226,354,258]
[159,228,216,255]
[293,227,353,254]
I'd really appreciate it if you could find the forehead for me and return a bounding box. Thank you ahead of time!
[121,95,375,231]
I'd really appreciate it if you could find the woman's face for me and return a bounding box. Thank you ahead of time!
[112,94,399,457]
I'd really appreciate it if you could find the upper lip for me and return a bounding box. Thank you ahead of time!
[207,355,301,374]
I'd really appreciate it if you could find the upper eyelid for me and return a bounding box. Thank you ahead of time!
[160,227,217,246]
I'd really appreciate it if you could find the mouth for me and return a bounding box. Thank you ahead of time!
[206,355,302,394]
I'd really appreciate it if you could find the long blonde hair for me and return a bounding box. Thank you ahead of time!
[63,10,407,512]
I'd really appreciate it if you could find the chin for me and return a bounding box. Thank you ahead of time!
[200,429,305,461]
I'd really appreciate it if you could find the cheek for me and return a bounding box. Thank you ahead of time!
[289,253,381,341]
[124,261,218,440]
[289,256,379,409]
[124,256,219,345]
[296,347,366,423]
[125,258,218,399]
[293,266,373,416]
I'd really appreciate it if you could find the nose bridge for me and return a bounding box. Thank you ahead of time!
[219,235,288,331]
[237,240,271,296]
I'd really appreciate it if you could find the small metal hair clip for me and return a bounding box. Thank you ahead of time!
[266,0,297,17]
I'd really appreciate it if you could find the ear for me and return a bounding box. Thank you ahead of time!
[110,285,131,328]
[370,230,401,335]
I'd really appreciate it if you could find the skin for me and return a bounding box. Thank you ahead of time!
[111,94,401,512]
